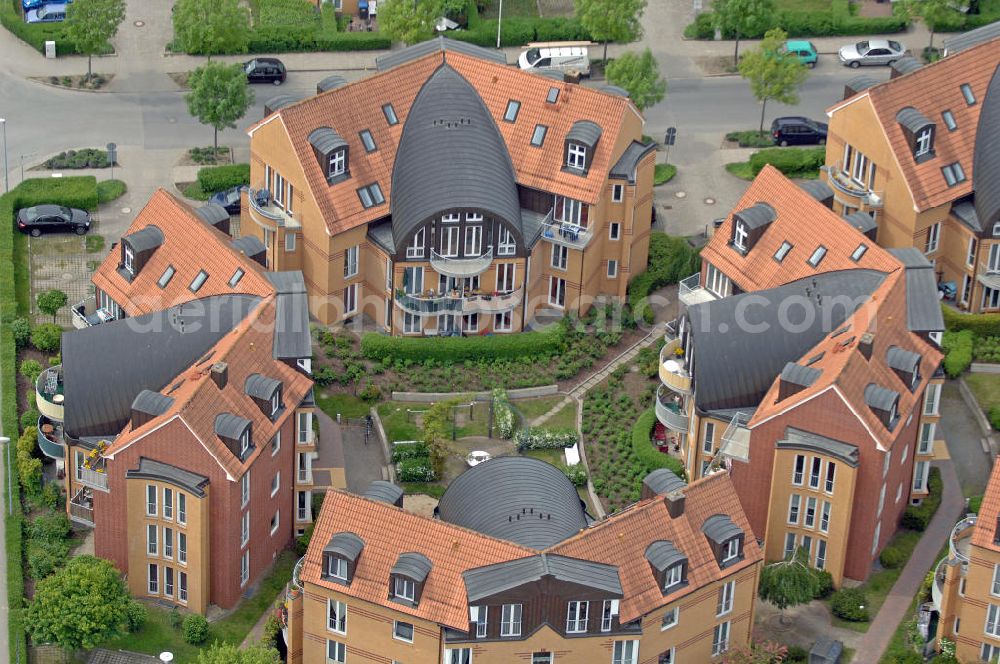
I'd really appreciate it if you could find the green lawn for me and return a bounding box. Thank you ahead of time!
[524,448,566,466]
[654,164,677,186]
[544,402,578,431]
[773,0,831,10]
[377,402,423,443]
[965,373,1000,415]
[511,396,565,422]
[479,0,538,19]
[455,401,490,438]
[316,392,370,419]
[96,180,127,204]
[102,551,296,657]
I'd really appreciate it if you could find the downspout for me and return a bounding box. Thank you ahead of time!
[522,255,531,331]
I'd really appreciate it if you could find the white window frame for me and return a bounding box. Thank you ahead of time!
[471,605,488,638]
[445,648,471,664]
[148,564,158,595]
[179,532,187,564]
[242,471,251,508]
[497,226,516,256]
[326,639,347,664]
[551,244,568,270]
[501,603,522,637]
[733,222,748,251]
[916,128,932,156]
[820,501,831,533]
[146,484,157,516]
[328,556,347,580]
[816,540,827,570]
[925,222,941,254]
[968,236,977,267]
[465,225,482,256]
[271,471,281,497]
[163,487,173,520]
[329,151,345,178]
[440,226,461,257]
[716,580,735,617]
[394,576,415,602]
[784,533,796,559]
[496,263,516,293]
[123,244,135,274]
[403,312,421,335]
[241,510,250,547]
[406,228,425,259]
[567,143,587,169]
[987,604,1000,638]
[809,457,822,489]
[239,428,251,457]
[825,461,836,494]
[722,538,740,564]
[609,222,621,240]
[712,621,731,656]
[327,599,347,634]
[601,599,619,632]
[549,276,566,308]
[164,526,173,559]
[344,245,359,279]
[661,606,678,631]
[393,620,414,643]
[607,260,618,278]
[147,524,158,556]
[179,571,188,602]
[240,550,250,587]
[612,640,639,664]
[494,311,513,332]
[788,494,800,524]
[792,455,804,485]
[344,283,358,316]
[271,430,282,456]
[665,563,683,590]
[924,383,941,415]
[919,423,935,454]
[704,421,715,454]
[554,195,583,225]
[178,493,187,525]
[566,600,588,634]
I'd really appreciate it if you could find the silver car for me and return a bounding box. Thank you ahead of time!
[838,39,905,67]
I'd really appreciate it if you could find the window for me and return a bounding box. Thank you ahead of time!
[178,493,187,525]
[850,148,869,184]
[986,287,1000,310]
[712,622,731,656]
[465,225,482,256]
[501,603,521,636]
[325,599,346,634]
[440,225,460,257]
[445,648,471,664]
[359,130,376,153]
[497,227,516,256]
[968,236,978,267]
[298,491,309,521]
[872,522,882,555]
[661,606,678,630]
[271,471,281,497]
[612,641,639,664]
[242,471,251,507]
[164,566,175,597]
[146,485,157,516]
[722,538,740,564]
[802,535,813,557]
[343,245,359,279]
[924,383,941,415]
[704,422,716,454]
[328,150,345,178]
[601,599,619,631]
[327,556,347,580]
[784,533,796,559]
[240,550,249,586]
[273,171,286,208]
[982,643,1000,663]
[820,501,831,533]
[270,431,282,457]
[607,260,618,278]
[919,423,935,455]
[382,103,398,125]
[942,110,957,130]
[496,262,516,293]
[504,100,521,122]
[803,496,816,528]
[394,576,415,602]
[809,457,821,489]
[164,527,174,558]
[566,600,588,633]
[268,510,279,535]
[914,460,929,492]
[554,195,583,225]
[961,83,977,105]
[793,455,805,485]
[547,87,560,103]
[190,270,208,293]
[612,184,624,202]
[495,311,512,332]
[808,246,828,267]
[567,143,587,169]
[774,241,793,262]
[162,487,173,520]
[717,580,735,616]
[531,125,548,147]
[925,222,941,253]
[549,276,566,308]
[343,283,358,316]
[123,244,135,274]
[326,640,346,663]
[532,654,553,664]
[788,494,800,524]
[239,427,251,457]
[158,265,175,288]
[664,563,683,590]
[942,163,967,186]
[851,244,868,261]
[406,228,425,259]
[659,649,675,664]
[393,620,414,642]
[148,564,158,594]
[403,312,421,334]
[988,604,1000,637]
[816,540,827,570]
[609,222,621,240]
[733,222,748,251]
[241,511,250,547]
[147,524,158,556]
[915,127,933,156]
[463,313,479,333]
[470,605,488,638]
[179,571,188,602]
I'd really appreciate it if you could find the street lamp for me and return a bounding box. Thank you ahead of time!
[0,437,10,515]
[496,0,503,49]
[0,119,8,193]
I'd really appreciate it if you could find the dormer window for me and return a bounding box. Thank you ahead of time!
[701,514,745,569]
[645,541,688,595]
[393,577,415,601]
[389,552,431,606]
[123,244,135,273]
[886,346,921,392]
[864,383,901,430]
[239,428,251,456]
[567,143,587,170]
[246,374,283,420]
[328,150,345,178]
[322,532,364,585]
[915,127,932,156]
[309,127,349,182]
[664,563,683,590]
[733,222,748,251]
[722,538,741,564]
[565,120,602,174]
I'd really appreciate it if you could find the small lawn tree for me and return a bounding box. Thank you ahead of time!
[711,0,776,68]
[172,0,250,56]
[37,289,68,323]
[25,555,131,650]
[605,49,666,111]
[197,643,283,664]
[186,61,255,151]
[423,398,460,479]
[739,28,808,134]
[576,0,646,62]
[65,0,126,80]
[757,547,819,625]
[903,0,956,51]
[380,0,438,46]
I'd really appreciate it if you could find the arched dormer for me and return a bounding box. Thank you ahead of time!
[896,107,935,162]
[308,127,349,184]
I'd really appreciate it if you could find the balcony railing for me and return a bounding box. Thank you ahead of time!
[659,338,692,394]
[247,187,300,230]
[430,248,494,279]
[540,218,593,250]
[35,366,65,422]
[932,557,947,611]
[394,287,522,316]
[36,415,65,459]
[655,386,689,432]
[678,272,717,308]
[950,514,977,563]
[79,455,109,492]
[70,296,116,329]
[69,487,94,525]
[824,163,884,208]
[719,412,751,463]
[297,467,313,484]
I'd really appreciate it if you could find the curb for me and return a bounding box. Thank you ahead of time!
[958,377,992,439]
[25,76,115,94]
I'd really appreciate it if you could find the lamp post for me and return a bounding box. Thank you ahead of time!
[0,119,8,193]
[496,0,503,49]
[0,437,10,515]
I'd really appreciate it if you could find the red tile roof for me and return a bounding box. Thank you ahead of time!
[258,50,634,236]
[974,460,1000,553]
[92,190,274,316]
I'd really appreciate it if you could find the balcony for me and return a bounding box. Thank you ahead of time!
[247,187,301,231]
[977,259,1000,291]
[659,338,692,394]
[823,163,884,208]
[36,415,65,460]
[430,248,493,279]
[394,287,522,317]
[655,386,689,432]
[288,556,304,600]
[678,272,717,309]
[69,487,94,526]
[719,412,751,463]
[540,217,593,250]
[70,296,117,329]
[78,449,109,491]
[297,467,313,485]
[949,514,976,563]
[35,366,65,422]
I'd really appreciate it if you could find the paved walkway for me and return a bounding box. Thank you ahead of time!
[853,460,964,664]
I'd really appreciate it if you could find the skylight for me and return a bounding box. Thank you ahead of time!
[851,244,868,261]
[370,183,384,205]
[504,100,521,123]
[157,265,175,289]
[360,130,376,153]
[382,103,398,126]
[547,87,560,104]
[806,352,825,366]
[774,241,793,262]
[189,270,208,293]
[942,162,967,186]
[961,83,976,105]
[531,125,547,147]
[807,246,827,267]
[942,110,957,131]
[358,187,373,208]
[228,268,245,288]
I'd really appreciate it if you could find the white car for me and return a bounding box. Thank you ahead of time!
[838,39,906,67]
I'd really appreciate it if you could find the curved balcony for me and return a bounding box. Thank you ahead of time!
[430,248,493,279]
[659,338,692,394]
[395,287,522,316]
[36,366,65,422]
[247,187,300,231]
[932,557,947,612]
[36,415,65,460]
[655,386,689,432]
[950,514,977,563]
[823,163,884,208]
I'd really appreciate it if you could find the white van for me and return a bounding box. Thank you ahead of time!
[517,42,592,77]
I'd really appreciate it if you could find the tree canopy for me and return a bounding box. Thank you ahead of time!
[379,0,439,46]
[605,49,667,111]
[757,547,819,617]
[65,0,126,78]
[711,0,776,66]
[738,28,808,133]
[26,555,131,650]
[172,0,251,56]
[576,0,646,61]
[185,61,255,150]
[36,289,68,323]
[902,0,956,50]
[197,643,283,664]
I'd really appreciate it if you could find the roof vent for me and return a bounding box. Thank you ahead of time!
[363,480,404,507]
[890,55,923,79]
[858,332,874,361]
[641,468,687,500]
[844,74,880,99]
[316,74,348,94]
[210,362,228,389]
[778,362,821,401]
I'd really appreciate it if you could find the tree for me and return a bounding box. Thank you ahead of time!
[172,0,250,56]
[902,0,956,51]
[422,398,460,478]
[185,62,255,151]
[197,643,282,664]
[36,289,68,323]
[738,28,808,134]
[576,0,646,62]
[379,0,438,46]
[605,49,666,111]
[711,0,775,67]
[65,0,126,79]
[25,555,130,650]
[757,547,819,624]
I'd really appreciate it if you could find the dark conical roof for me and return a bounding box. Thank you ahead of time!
[974,63,1000,231]
[390,64,521,248]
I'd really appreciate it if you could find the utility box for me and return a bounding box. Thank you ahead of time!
[44,41,56,59]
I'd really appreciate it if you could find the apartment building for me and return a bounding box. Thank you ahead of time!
[822,35,1000,312]
[33,190,342,613]
[656,166,944,586]
[283,457,763,664]
[244,37,654,333]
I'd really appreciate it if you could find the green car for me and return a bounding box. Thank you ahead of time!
[785,40,818,68]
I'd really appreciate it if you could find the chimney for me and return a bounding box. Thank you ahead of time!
[858,333,874,361]
[665,492,685,519]
[210,362,228,389]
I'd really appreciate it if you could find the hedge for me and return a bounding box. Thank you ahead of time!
[361,324,564,363]
[450,16,591,47]
[684,9,906,39]
[390,442,429,462]
[902,466,943,531]
[630,409,686,479]
[196,163,251,194]
[13,176,99,212]
[0,0,79,55]
[514,427,578,451]
[627,233,701,324]
[942,329,974,377]
[942,305,1000,338]
[748,147,825,178]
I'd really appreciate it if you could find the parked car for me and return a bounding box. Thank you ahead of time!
[22,0,70,11]
[25,3,66,22]
[784,40,818,68]
[838,39,905,67]
[16,205,90,237]
[244,58,286,85]
[517,42,591,77]
[209,185,248,215]
[770,117,828,146]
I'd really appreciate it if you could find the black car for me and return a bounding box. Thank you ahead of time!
[770,117,829,147]
[16,204,90,237]
[244,58,286,86]
[209,185,248,215]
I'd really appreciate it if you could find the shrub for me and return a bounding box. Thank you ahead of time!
[989,406,1000,431]
[43,149,110,170]
[19,409,39,431]
[942,305,1000,337]
[493,388,515,439]
[398,458,436,482]
[654,164,676,186]
[28,511,71,542]
[124,600,148,632]
[970,494,984,513]
[295,522,315,556]
[811,568,833,599]
[563,464,587,487]
[96,180,127,204]
[830,587,870,622]
[27,538,70,580]
[390,442,429,462]
[33,482,62,511]
[19,359,42,383]
[170,608,183,629]
[361,325,564,363]
[628,233,701,324]
[196,163,250,194]
[630,409,686,478]
[902,467,943,531]
[449,16,590,47]
[942,329,974,377]
[786,645,809,663]
[182,614,210,644]
[358,380,381,403]
[11,318,31,349]
[748,147,825,177]
[514,427,578,451]
[879,542,908,569]
[31,323,62,353]
[686,8,907,39]
[14,176,99,211]
[726,130,774,148]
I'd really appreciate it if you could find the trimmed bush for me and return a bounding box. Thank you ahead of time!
[879,542,907,569]
[990,406,1000,431]
[830,587,870,622]
[43,149,109,170]
[30,324,62,353]
[726,130,774,148]
[631,409,686,479]
[124,600,147,632]
[398,458,435,482]
[182,614,210,645]
[748,147,825,178]
[10,318,30,349]
[811,568,833,599]
[514,427,578,451]
[563,464,587,487]
[14,176,99,211]
[942,305,1000,338]
[361,325,564,363]
[902,467,943,531]
[196,163,250,194]
[686,8,907,40]
[450,16,591,46]
[942,329,974,377]
[96,180,127,204]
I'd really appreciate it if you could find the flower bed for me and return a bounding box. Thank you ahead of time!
[514,427,578,451]
[493,388,515,440]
